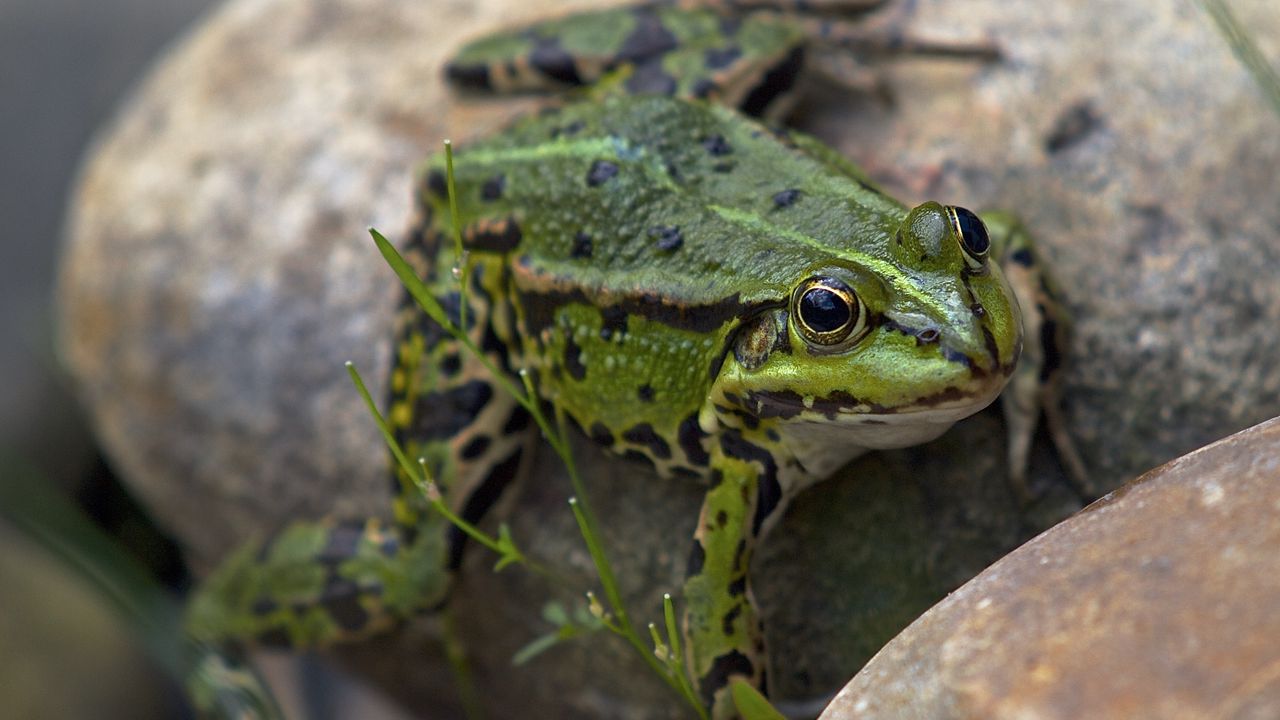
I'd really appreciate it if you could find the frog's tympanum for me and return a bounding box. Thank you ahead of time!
[187,3,1079,718]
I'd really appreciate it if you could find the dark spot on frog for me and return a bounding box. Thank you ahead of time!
[320,524,368,564]
[691,78,717,98]
[766,428,779,442]
[687,539,706,576]
[440,352,462,377]
[589,422,615,447]
[1045,101,1101,153]
[704,45,742,70]
[728,575,746,597]
[443,61,491,90]
[772,188,802,209]
[739,47,804,117]
[550,119,586,140]
[721,604,742,636]
[530,40,582,85]
[617,5,679,63]
[425,169,447,199]
[679,413,710,466]
[600,306,628,340]
[715,510,728,529]
[701,134,733,156]
[970,302,987,317]
[717,13,742,36]
[256,626,292,648]
[480,174,505,201]
[625,60,678,96]
[411,380,493,440]
[451,448,524,567]
[719,428,781,535]
[712,160,736,173]
[502,408,531,434]
[649,225,684,251]
[463,217,522,253]
[570,231,593,259]
[460,434,491,460]
[623,422,671,459]
[622,449,655,468]
[586,160,619,186]
[701,652,754,705]
[250,597,278,616]
[637,384,655,402]
[563,334,587,381]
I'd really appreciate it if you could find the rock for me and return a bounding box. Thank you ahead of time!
[56,0,1280,716]
[821,415,1280,720]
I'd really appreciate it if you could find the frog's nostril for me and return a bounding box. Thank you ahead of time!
[918,328,940,343]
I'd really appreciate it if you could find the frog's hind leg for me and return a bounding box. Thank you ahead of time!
[388,213,536,568]
[981,211,1091,503]
[184,515,450,718]
[185,219,536,715]
[795,4,999,101]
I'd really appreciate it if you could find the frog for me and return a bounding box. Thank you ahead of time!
[185,2,1083,718]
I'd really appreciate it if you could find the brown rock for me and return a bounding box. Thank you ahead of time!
[821,415,1280,720]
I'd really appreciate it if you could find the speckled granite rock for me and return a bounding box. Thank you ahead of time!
[57,0,1280,716]
[821,415,1280,720]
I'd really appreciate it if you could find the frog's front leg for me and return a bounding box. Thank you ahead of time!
[684,427,789,718]
[981,211,1090,501]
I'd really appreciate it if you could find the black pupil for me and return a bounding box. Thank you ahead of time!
[800,287,851,333]
[953,206,990,256]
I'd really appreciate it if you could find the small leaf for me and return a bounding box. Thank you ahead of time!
[492,523,523,571]
[542,601,569,626]
[512,632,563,666]
[730,680,787,720]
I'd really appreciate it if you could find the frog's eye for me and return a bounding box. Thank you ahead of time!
[793,277,868,350]
[946,206,990,269]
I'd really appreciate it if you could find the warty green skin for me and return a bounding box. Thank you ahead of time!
[184,3,1075,718]
[423,95,1020,478]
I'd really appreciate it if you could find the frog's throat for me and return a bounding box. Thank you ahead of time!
[772,384,1005,478]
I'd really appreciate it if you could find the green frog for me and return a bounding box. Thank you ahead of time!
[186,2,1082,718]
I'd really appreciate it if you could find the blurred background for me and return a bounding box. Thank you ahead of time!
[1,1,214,717]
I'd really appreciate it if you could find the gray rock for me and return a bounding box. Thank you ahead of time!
[57,0,1280,716]
[821,415,1280,720]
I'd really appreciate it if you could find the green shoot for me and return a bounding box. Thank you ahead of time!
[346,360,531,574]
[730,680,789,720]
[512,602,603,666]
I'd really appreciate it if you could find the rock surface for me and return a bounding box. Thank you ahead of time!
[57,0,1280,716]
[821,415,1280,720]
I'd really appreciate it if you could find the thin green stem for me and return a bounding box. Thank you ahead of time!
[444,141,471,331]
[1198,0,1280,118]
[346,361,544,576]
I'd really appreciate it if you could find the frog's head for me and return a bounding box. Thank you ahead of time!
[712,202,1022,476]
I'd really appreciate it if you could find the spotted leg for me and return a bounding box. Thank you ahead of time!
[683,424,791,719]
[981,211,1090,502]
[184,217,537,716]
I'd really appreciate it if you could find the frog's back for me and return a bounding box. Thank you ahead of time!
[419,95,907,313]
